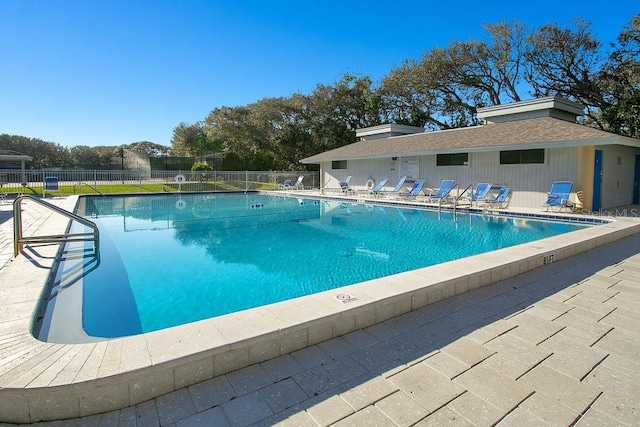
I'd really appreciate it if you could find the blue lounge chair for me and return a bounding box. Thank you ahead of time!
[485,186,511,209]
[293,175,304,190]
[324,176,352,193]
[425,180,456,203]
[278,179,292,190]
[398,179,426,199]
[462,183,492,206]
[339,176,352,193]
[470,183,492,204]
[380,176,407,198]
[370,178,389,196]
[543,181,573,212]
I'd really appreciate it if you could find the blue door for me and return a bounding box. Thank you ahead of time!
[634,155,640,204]
[592,150,603,211]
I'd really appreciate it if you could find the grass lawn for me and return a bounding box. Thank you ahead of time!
[1,180,280,196]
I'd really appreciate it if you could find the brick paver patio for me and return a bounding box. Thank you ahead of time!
[1,201,639,426]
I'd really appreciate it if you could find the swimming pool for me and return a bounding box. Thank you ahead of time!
[35,193,590,341]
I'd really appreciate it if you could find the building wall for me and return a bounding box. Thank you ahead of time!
[322,158,402,191]
[577,146,595,211]
[320,145,640,210]
[321,147,579,208]
[418,147,579,209]
[598,145,640,209]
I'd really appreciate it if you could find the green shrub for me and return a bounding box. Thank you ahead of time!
[191,162,213,171]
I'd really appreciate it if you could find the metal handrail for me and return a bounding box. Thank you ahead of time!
[46,246,101,297]
[13,195,100,256]
[453,184,474,214]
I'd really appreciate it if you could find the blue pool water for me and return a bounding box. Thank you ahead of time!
[43,193,590,339]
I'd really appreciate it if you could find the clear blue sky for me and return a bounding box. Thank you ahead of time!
[0,0,636,148]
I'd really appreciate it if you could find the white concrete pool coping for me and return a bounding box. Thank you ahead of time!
[1,194,640,423]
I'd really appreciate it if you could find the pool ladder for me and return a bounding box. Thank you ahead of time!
[13,195,100,257]
[435,184,474,219]
[452,184,473,214]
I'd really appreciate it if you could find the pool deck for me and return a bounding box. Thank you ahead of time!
[1,194,640,425]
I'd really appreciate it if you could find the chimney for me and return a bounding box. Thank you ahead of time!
[476,96,585,124]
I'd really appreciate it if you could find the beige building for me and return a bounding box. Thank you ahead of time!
[300,97,640,211]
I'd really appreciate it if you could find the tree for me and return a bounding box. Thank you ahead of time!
[201,74,381,170]
[481,21,527,104]
[204,105,266,169]
[194,14,639,171]
[0,134,72,168]
[247,96,309,170]
[524,19,605,125]
[127,141,170,158]
[70,145,114,169]
[305,74,382,151]
[379,59,441,128]
[598,14,640,137]
[171,122,205,156]
[380,22,528,130]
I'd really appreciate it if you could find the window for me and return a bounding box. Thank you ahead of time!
[332,160,347,169]
[500,149,545,164]
[436,153,469,166]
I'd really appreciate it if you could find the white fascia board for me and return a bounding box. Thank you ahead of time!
[300,136,632,163]
[477,97,585,119]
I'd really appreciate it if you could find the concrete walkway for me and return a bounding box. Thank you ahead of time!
[1,201,639,426]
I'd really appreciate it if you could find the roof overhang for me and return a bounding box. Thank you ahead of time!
[0,155,33,162]
[0,154,33,162]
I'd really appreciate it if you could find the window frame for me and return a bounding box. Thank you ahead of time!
[332,160,348,169]
[499,149,545,165]
[436,153,469,167]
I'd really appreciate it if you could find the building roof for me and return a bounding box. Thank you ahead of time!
[300,117,640,163]
[355,123,424,139]
[476,96,585,123]
[0,150,33,162]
